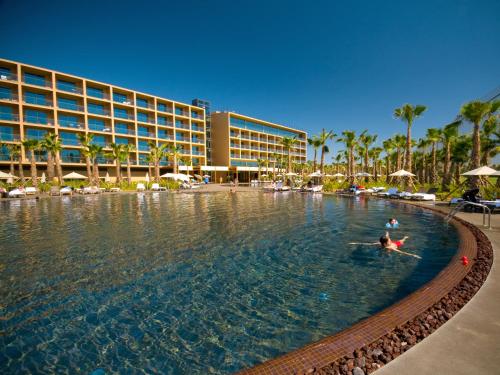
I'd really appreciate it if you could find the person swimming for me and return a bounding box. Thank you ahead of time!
[349,231,421,259]
[385,217,399,228]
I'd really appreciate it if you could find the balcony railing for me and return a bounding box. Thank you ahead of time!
[137,130,155,138]
[175,123,190,130]
[138,144,150,151]
[158,121,174,127]
[0,132,20,141]
[114,112,135,120]
[158,134,174,140]
[0,72,18,82]
[136,102,155,110]
[34,154,48,162]
[176,137,190,142]
[137,117,155,124]
[175,110,190,117]
[59,119,85,129]
[62,156,84,163]
[24,96,53,107]
[95,157,113,164]
[88,124,111,132]
[0,93,19,102]
[0,113,20,122]
[58,102,84,111]
[24,75,51,87]
[57,82,83,94]
[61,138,81,146]
[191,126,203,132]
[115,128,135,135]
[157,105,173,113]
[191,138,204,144]
[114,98,134,106]
[191,151,204,156]
[88,108,111,116]
[191,112,203,119]
[24,115,52,125]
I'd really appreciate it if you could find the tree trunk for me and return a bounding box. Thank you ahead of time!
[385,156,391,183]
[46,152,54,182]
[288,151,292,173]
[18,156,24,182]
[148,163,153,180]
[115,160,121,183]
[85,156,92,184]
[469,122,481,188]
[30,151,38,187]
[312,149,317,172]
[173,155,178,174]
[55,152,63,184]
[404,124,412,172]
[155,161,160,182]
[372,159,377,181]
[442,142,451,190]
[9,155,15,176]
[126,156,132,184]
[320,146,325,173]
[93,160,99,186]
[396,149,401,170]
[454,162,461,185]
[431,143,437,184]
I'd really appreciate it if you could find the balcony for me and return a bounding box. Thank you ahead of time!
[0,72,18,82]
[158,120,174,127]
[58,102,84,112]
[137,117,155,124]
[175,109,190,117]
[114,112,134,120]
[0,113,19,122]
[24,114,52,125]
[136,101,155,110]
[88,124,111,132]
[23,75,51,88]
[115,128,135,136]
[191,112,203,119]
[57,82,83,94]
[88,107,111,116]
[176,136,190,142]
[34,154,48,162]
[24,96,53,107]
[95,157,113,164]
[0,132,20,142]
[230,144,240,148]
[191,125,203,132]
[175,123,190,130]
[59,119,85,129]
[0,93,18,102]
[138,144,150,152]
[137,130,155,138]
[61,138,81,146]
[158,134,174,140]
[62,155,83,163]
[157,105,173,113]
[192,150,204,156]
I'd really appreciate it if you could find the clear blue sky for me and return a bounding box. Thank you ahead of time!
[1,0,499,160]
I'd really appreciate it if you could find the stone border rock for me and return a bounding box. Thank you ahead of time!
[237,204,493,375]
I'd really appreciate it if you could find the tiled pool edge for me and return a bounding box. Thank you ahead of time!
[237,204,493,375]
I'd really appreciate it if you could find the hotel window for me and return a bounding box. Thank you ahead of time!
[137,112,148,123]
[61,149,81,163]
[157,103,167,112]
[87,86,104,99]
[24,109,48,124]
[157,116,167,125]
[115,122,132,135]
[59,114,80,128]
[115,137,129,145]
[88,118,106,131]
[24,72,47,87]
[25,91,48,106]
[0,105,13,121]
[175,107,186,116]
[59,132,80,146]
[0,86,12,100]
[91,135,106,147]
[138,140,149,151]
[114,107,129,119]
[57,80,77,93]
[137,126,150,137]
[113,92,128,103]
[58,97,78,111]
[158,129,170,139]
[26,128,47,140]
[0,67,14,80]
[88,103,105,115]
[0,125,15,141]
[136,98,148,108]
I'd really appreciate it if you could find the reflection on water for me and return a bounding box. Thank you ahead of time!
[0,193,458,374]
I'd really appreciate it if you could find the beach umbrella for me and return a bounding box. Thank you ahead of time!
[389,169,416,177]
[354,172,372,177]
[41,172,46,183]
[285,172,298,176]
[105,171,111,182]
[331,173,345,177]
[63,171,87,180]
[0,171,17,180]
[160,172,190,181]
[461,166,497,176]
[194,174,202,180]
[309,171,323,177]
[491,171,500,176]
[145,173,150,183]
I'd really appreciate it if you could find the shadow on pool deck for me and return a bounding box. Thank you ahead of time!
[375,203,500,375]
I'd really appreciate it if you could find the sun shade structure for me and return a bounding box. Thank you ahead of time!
[461,166,497,176]
[63,172,87,179]
[0,171,18,179]
[160,173,191,181]
[309,171,323,177]
[285,172,298,176]
[331,173,345,177]
[389,169,416,177]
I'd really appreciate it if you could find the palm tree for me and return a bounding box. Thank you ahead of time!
[426,128,442,184]
[87,144,103,185]
[382,138,395,183]
[41,132,63,183]
[394,103,427,173]
[393,134,406,171]
[270,152,278,179]
[369,147,383,181]
[77,133,94,184]
[256,158,265,180]
[107,143,125,183]
[480,115,499,165]
[281,136,298,173]
[5,143,21,178]
[21,139,40,187]
[460,100,499,187]
[416,138,431,183]
[144,154,154,179]
[307,136,321,172]
[440,121,461,189]
[333,152,343,174]
[123,144,135,184]
[450,135,472,185]
[168,144,183,175]
[317,129,336,173]
[338,131,357,181]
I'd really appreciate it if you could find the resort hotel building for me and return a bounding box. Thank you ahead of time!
[0,58,307,181]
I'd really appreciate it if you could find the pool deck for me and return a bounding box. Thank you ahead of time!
[375,202,500,375]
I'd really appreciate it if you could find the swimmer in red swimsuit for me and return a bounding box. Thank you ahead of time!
[348,232,421,259]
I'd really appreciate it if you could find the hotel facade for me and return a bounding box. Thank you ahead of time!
[0,58,306,181]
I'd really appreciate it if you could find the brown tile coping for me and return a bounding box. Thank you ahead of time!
[237,202,489,375]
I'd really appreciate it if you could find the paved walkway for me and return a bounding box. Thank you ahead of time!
[376,203,500,375]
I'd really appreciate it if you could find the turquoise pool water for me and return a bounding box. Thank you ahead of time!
[0,193,458,374]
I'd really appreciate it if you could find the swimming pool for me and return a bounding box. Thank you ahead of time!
[0,193,459,374]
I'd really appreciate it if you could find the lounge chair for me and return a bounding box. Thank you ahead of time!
[110,187,121,193]
[137,183,146,191]
[50,186,61,196]
[25,187,37,195]
[59,186,72,195]
[378,188,399,198]
[8,188,26,198]
[151,183,166,191]
[411,187,438,201]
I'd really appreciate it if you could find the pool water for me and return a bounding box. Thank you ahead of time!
[0,193,459,374]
